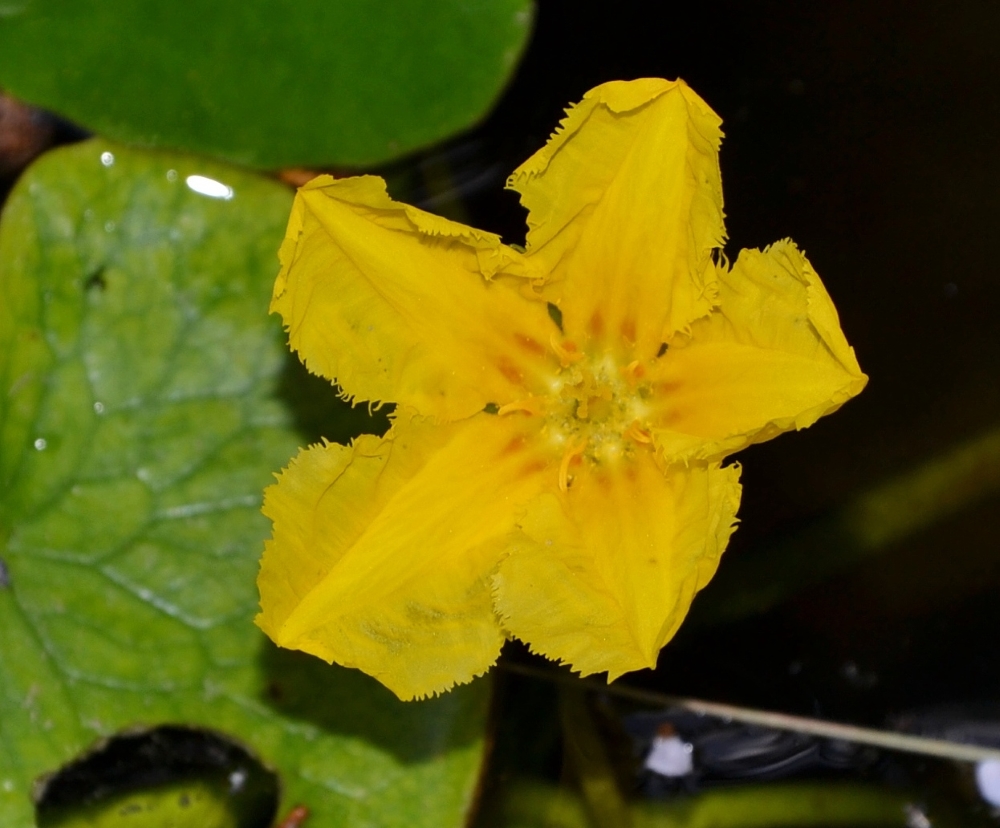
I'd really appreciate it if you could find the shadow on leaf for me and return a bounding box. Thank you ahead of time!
[256,638,488,764]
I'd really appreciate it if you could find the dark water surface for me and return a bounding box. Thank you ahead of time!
[443,4,1000,823]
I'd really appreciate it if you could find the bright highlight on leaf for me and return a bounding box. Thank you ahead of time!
[256,78,867,701]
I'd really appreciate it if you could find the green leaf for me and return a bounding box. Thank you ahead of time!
[491,780,917,828]
[0,0,533,169]
[0,141,490,827]
[40,781,238,828]
[34,725,280,828]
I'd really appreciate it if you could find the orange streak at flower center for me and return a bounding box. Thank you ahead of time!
[499,335,660,490]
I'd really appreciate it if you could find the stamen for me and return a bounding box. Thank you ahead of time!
[498,398,542,417]
[550,333,584,367]
[558,438,588,492]
[624,421,652,444]
[517,280,548,302]
[622,360,645,382]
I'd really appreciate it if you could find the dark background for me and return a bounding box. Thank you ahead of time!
[448,1,1000,726]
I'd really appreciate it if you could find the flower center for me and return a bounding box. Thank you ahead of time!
[495,334,661,491]
[543,348,654,490]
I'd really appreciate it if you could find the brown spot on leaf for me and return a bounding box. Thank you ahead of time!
[0,93,55,177]
[277,805,311,828]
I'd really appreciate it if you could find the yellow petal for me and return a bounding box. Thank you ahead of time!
[272,175,555,420]
[650,241,868,463]
[256,411,550,700]
[494,455,741,680]
[507,79,726,356]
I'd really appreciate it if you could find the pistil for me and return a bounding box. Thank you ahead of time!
[495,337,658,490]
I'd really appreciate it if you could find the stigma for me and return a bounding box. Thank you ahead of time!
[542,338,656,490]
[495,331,660,490]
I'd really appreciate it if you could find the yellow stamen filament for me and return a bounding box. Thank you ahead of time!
[624,421,652,444]
[622,359,645,383]
[550,333,584,367]
[558,438,588,492]
[497,398,542,417]
[517,282,547,301]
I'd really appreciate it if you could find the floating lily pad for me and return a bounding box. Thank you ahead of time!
[0,0,534,169]
[0,140,490,827]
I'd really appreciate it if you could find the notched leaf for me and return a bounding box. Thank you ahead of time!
[34,725,279,828]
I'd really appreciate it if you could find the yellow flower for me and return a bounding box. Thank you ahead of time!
[256,78,867,701]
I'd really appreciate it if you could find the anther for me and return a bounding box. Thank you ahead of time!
[624,421,653,444]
